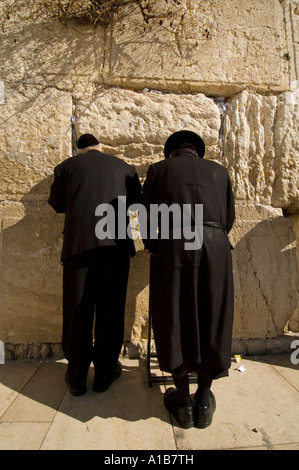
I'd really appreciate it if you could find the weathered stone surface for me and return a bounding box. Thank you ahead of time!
[280,0,299,85]
[0,85,72,200]
[223,91,277,205]
[272,92,299,212]
[232,211,298,338]
[223,90,299,212]
[0,85,71,343]
[104,0,289,94]
[0,199,64,343]
[75,87,222,176]
[4,342,64,361]
[288,213,299,331]
[0,2,103,91]
[0,0,291,96]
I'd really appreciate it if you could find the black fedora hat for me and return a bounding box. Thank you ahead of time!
[164,130,205,159]
[77,133,100,149]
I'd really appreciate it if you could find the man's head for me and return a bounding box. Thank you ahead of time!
[164,130,205,159]
[77,133,102,154]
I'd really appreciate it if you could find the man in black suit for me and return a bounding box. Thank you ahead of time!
[49,134,141,396]
[141,131,235,429]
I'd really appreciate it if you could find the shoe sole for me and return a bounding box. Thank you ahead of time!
[164,389,194,429]
[167,408,194,429]
[194,394,216,428]
[194,418,213,429]
[175,419,194,429]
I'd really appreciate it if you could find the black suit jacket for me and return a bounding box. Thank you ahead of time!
[49,150,141,261]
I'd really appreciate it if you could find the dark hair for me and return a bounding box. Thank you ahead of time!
[77,133,99,149]
[178,142,197,151]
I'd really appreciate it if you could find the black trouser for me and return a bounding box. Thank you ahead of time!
[171,364,213,407]
[62,246,131,389]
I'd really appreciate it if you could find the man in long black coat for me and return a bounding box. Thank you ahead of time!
[49,134,141,395]
[141,131,235,429]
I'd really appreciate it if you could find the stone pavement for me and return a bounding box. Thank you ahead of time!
[0,354,298,451]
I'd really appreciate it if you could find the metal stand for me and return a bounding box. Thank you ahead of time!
[146,310,174,387]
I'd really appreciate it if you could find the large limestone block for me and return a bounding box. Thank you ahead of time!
[0,195,64,343]
[0,85,72,201]
[280,0,299,85]
[75,87,222,177]
[288,212,299,331]
[272,91,299,213]
[103,0,289,94]
[232,210,298,338]
[223,91,277,204]
[0,0,290,96]
[0,85,72,343]
[223,90,299,212]
[0,2,103,91]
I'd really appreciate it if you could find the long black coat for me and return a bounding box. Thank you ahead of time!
[49,150,141,261]
[141,149,235,378]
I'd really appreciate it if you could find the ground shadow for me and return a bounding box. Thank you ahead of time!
[0,358,170,425]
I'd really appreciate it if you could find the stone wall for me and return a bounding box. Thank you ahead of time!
[0,0,298,359]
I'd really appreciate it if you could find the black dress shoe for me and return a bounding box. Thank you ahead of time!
[93,361,122,393]
[164,388,194,429]
[194,391,216,428]
[65,371,87,397]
